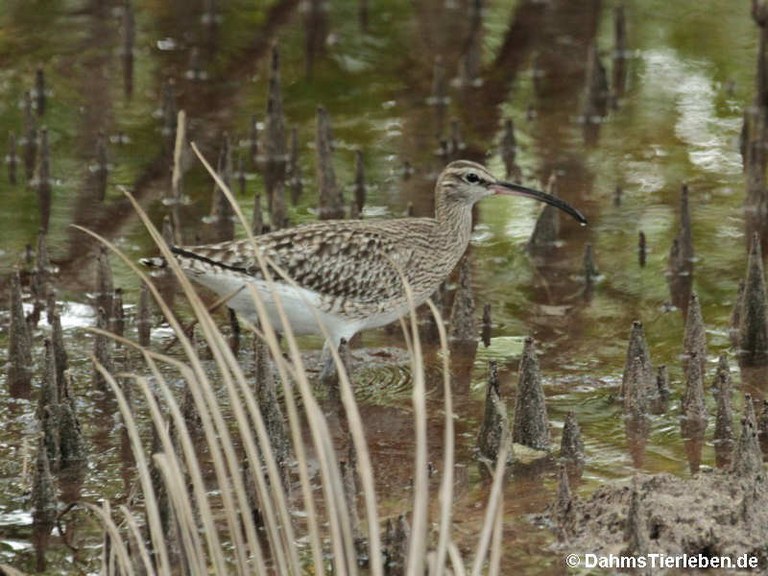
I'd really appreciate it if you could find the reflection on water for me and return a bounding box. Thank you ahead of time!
[0,0,764,573]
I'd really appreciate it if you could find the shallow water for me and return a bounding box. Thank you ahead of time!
[0,0,763,573]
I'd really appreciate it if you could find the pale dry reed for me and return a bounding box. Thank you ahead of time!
[72,142,508,575]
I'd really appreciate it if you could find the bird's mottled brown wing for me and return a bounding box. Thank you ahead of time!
[176,219,435,306]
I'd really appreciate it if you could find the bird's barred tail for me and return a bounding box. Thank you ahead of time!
[139,257,168,269]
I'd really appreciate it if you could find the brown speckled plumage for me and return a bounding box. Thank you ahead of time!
[144,160,586,347]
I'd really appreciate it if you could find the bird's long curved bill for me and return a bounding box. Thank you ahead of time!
[491,182,588,225]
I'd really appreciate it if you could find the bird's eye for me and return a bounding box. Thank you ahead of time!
[465,172,481,184]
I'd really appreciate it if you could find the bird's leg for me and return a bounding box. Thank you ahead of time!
[318,340,339,385]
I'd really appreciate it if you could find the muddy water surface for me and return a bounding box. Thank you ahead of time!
[0,0,762,573]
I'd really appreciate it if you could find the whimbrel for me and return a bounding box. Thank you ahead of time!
[142,160,586,357]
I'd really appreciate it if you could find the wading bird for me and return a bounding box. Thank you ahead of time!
[142,160,586,367]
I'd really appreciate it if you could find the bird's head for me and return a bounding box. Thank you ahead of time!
[437,160,587,225]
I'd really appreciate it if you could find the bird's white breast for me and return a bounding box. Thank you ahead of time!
[187,267,361,342]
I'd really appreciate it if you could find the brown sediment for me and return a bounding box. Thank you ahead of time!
[477,360,513,466]
[316,106,343,220]
[512,337,550,451]
[449,256,476,345]
[739,233,768,366]
[551,465,768,564]
[7,270,33,396]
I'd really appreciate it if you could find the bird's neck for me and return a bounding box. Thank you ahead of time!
[434,196,474,259]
